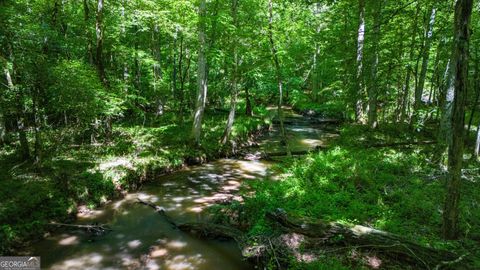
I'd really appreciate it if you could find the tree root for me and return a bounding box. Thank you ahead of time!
[176,209,468,269]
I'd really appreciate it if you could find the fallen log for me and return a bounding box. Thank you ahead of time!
[264,146,326,158]
[145,204,468,268]
[137,198,177,228]
[266,209,463,269]
[48,222,112,235]
[367,140,436,148]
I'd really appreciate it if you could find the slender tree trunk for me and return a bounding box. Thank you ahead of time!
[121,0,129,94]
[173,26,179,102]
[354,0,366,123]
[95,0,106,85]
[4,64,30,160]
[428,40,443,103]
[192,0,208,145]
[268,0,290,156]
[467,48,479,133]
[367,0,382,129]
[221,0,240,145]
[312,2,321,102]
[436,58,454,165]
[475,124,480,157]
[443,0,473,240]
[245,86,252,117]
[31,86,42,163]
[84,0,94,64]
[400,2,421,122]
[180,47,191,120]
[178,31,185,118]
[414,6,436,109]
[0,108,5,145]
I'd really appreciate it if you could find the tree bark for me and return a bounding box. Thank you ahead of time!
[399,2,421,123]
[367,0,382,129]
[267,0,290,156]
[475,124,480,157]
[443,0,473,240]
[221,0,239,145]
[172,26,179,102]
[467,48,479,133]
[414,6,436,109]
[84,0,94,65]
[354,0,366,123]
[191,0,208,145]
[95,0,107,85]
[4,65,30,160]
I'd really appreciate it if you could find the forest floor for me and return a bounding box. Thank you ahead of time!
[0,109,272,254]
[218,121,480,269]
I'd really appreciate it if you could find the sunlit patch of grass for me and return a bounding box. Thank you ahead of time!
[238,124,480,268]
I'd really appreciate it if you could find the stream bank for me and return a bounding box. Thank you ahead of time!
[25,108,339,269]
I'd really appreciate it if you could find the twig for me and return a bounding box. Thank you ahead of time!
[434,253,469,270]
[268,238,281,269]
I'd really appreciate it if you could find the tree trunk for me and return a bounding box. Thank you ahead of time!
[121,0,129,94]
[354,0,366,123]
[0,109,5,145]
[312,2,322,102]
[367,0,382,129]
[191,0,208,145]
[268,0,290,156]
[245,87,252,117]
[414,6,436,109]
[31,86,42,163]
[221,0,239,145]
[95,0,106,85]
[4,65,30,160]
[172,26,179,102]
[399,2,421,123]
[84,0,94,65]
[435,59,454,163]
[475,124,480,157]
[443,0,473,240]
[467,48,479,133]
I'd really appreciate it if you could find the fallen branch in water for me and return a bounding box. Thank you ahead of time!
[136,198,177,228]
[48,222,112,235]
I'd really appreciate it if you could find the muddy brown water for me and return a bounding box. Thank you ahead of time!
[30,110,338,270]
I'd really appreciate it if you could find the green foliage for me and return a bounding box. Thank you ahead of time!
[48,61,107,124]
[237,125,480,268]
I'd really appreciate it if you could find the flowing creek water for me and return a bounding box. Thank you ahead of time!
[30,109,338,270]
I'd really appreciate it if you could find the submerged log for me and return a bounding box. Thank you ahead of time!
[48,222,112,235]
[137,198,177,228]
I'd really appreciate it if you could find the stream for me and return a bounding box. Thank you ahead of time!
[30,109,338,270]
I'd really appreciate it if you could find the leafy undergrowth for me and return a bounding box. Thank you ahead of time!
[0,110,271,254]
[238,124,480,269]
[289,89,346,119]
